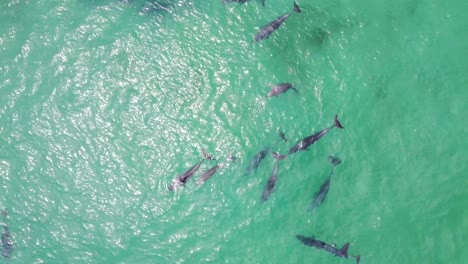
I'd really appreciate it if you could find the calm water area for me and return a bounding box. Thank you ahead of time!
[0,0,467,263]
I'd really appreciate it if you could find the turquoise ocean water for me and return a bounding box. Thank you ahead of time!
[0,0,467,263]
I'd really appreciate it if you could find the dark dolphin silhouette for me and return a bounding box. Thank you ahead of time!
[224,0,265,6]
[266,83,298,98]
[261,161,279,202]
[197,153,235,185]
[287,115,344,154]
[244,147,271,175]
[254,2,301,42]
[169,150,214,190]
[296,234,360,263]
[308,156,342,212]
[140,1,173,15]
[1,209,13,259]
[273,115,344,160]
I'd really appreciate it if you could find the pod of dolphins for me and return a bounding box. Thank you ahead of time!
[161,1,361,262]
[1,1,362,262]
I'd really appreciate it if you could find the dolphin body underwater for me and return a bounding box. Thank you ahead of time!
[244,147,271,176]
[1,209,14,259]
[169,151,214,190]
[224,0,266,7]
[296,234,361,263]
[266,83,298,98]
[254,2,301,42]
[261,161,279,202]
[273,115,344,160]
[308,156,342,212]
[196,153,235,185]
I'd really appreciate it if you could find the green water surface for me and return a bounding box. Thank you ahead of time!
[0,0,467,263]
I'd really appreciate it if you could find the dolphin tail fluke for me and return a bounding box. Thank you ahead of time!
[272,152,287,160]
[341,243,350,258]
[328,155,342,166]
[356,255,361,264]
[293,2,301,13]
[334,114,344,129]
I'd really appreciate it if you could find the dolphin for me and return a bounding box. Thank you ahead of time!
[197,153,235,185]
[224,0,265,6]
[169,150,214,191]
[273,114,344,160]
[140,1,173,15]
[266,83,298,98]
[261,161,279,202]
[1,209,13,259]
[308,156,342,212]
[244,147,271,175]
[296,235,360,263]
[254,2,301,42]
[224,0,248,4]
[287,115,344,154]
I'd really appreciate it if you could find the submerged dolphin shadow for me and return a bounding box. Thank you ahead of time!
[196,153,236,186]
[1,209,14,259]
[308,155,342,212]
[260,161,279,202]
